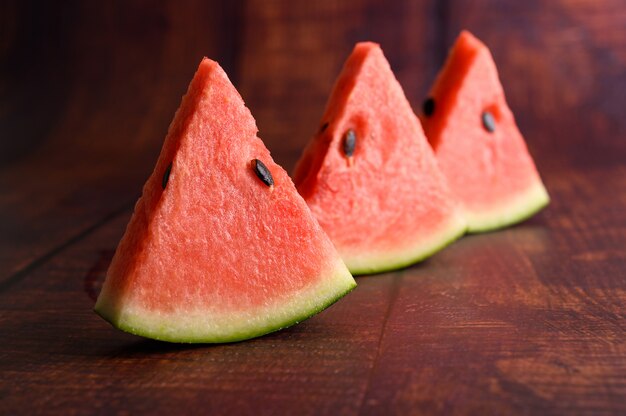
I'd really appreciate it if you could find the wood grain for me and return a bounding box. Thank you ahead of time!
[0,0,625,414]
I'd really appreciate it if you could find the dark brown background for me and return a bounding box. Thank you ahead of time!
[1,1,625,414]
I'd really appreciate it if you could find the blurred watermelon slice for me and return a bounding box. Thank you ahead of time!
[293,42,466,274]
[420,31,549,232]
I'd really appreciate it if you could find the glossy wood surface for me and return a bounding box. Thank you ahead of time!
[1,1,624,414]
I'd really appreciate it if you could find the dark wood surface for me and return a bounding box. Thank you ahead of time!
[1,1,625,414]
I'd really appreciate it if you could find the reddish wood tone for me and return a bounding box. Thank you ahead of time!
[0,1,624,414]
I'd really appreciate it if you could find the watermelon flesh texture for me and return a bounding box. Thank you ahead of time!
[95,58,356,343]
[420,31,549,232]
[293,42,466,275]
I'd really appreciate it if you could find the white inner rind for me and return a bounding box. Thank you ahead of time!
[465,179,549,233]
[95,259,355,343]
[343,212,467,275]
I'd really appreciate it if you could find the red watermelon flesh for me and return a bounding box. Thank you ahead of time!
[293,42,466,275]
[95,58,356,343]
[420,31,549,232]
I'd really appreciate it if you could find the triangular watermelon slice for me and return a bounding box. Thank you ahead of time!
[95,58,356,343]
[293,42,466,275]
[420,31,549,232]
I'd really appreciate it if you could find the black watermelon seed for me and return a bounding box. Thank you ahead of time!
[320,122,329,133]
[162,163,172,189]
[252,159,274,187]
[343,129,356,157]
[423,97,435,116]
[482,111,496,133]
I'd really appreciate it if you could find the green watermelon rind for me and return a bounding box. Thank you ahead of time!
[94,266,356,344]
[466,180,550,233]
[345,213,467,275]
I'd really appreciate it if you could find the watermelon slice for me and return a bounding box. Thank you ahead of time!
[293,42,466,275]
[420,31,549,232]
[95,58,356,343]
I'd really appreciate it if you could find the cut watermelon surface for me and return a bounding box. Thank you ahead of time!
[293,43,466,275]
[420,31,549,232]
[95,58,356,343]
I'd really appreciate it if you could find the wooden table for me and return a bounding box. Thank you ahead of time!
[1,1,624,414]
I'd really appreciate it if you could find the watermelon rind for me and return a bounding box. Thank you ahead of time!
[95,260,356,343]
[344,212,466,275]
[466,179,549,233]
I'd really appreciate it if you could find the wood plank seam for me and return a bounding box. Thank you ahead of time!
[0,202,133,294]
[356,274,404,414]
